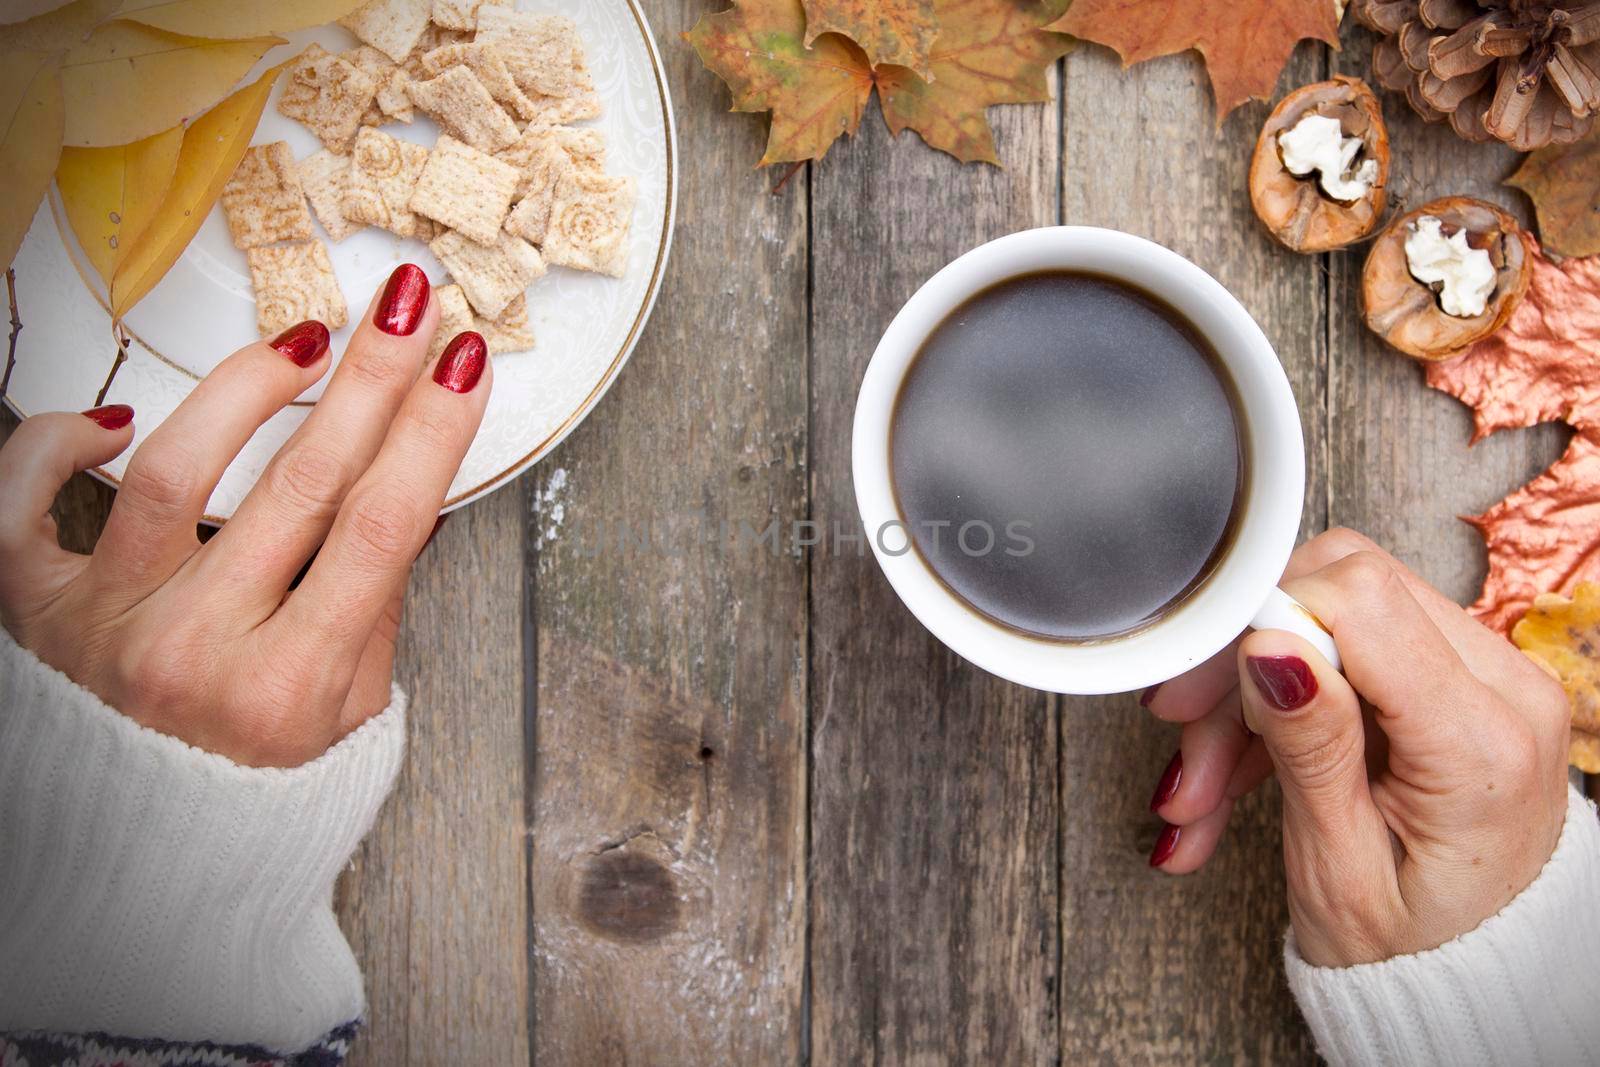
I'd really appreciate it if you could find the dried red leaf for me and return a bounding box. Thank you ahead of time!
[1046,0,1342,121]
[1425,242,1600,635]
[1426,245,1600,441]
[1463,431,1600,635]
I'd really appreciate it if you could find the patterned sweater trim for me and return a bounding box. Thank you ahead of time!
[0,1021,359,1067]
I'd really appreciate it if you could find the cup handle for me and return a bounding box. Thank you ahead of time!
[1250,587,1342,673]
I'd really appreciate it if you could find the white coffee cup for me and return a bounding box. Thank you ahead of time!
[852,227,1339,695]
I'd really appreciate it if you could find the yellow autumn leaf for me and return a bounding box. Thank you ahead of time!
[109,60,285,317]
[0,51,66,272]
[2,1,79,27]
[113,0,370,39]
[60,21,281,146]
[1512,582,1600,773]
[0,0,118,52]
[57,124,183,288]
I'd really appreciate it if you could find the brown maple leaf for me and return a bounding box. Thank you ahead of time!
[686,0,875,166]
[1464,431,1600,636]
[686,0,1070,166]
[1046,0,1341,121]
[877,0,1072,164]
[1507,125,1600,260]
[802,0,939,74]
[1426,246,1600,443]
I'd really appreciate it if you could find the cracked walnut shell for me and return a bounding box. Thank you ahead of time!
[1362,196,1533,361]
[1251,76,1391,253]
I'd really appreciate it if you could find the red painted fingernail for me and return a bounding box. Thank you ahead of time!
[433,331,486,393]
[1246,655,1318,711]
[269,320,330,367]
[1139,683,1162,707]
[375,263,429,336]
[1149,823,1180,868]
[1150,751,1182,812]
[82,404,133,430]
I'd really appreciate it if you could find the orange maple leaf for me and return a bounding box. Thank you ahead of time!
[1426,244,1600,634]
[1047,0,1341,121]
[686,0,1070,166]
[1426,250,1600,443]
[802,0,939,74]
[1462,431,1600,635]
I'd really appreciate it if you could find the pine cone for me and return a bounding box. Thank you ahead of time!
[1351,0,1600,150]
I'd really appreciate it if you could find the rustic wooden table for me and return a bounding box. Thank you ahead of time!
[22,4,1585,1063]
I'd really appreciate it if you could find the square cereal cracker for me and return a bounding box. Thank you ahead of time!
[502,141,573,245]
[498,123,604,182]
[247,240,348,338]
[431,284,534,358]
[341,127,431,238]
[338,0,430,63]
[296,149,360,242]
[431,0,506,31]
[219,142,314,249]
[474,9,594,99]
[402,23,471,78]
[278,43,378,153]
[413,215,443,243]
[521,90,603,126]
[483,293,534,353]
[421,41,534,120]
[429,228,544,319]
[406,65,519,153]
[543,171,635,278]
[344,45,414,122]
[430,282,477,358]
[408,134,519,245]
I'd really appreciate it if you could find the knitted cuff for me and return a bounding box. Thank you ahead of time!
[1286,785,1600,1067]
[0,627,407,1055]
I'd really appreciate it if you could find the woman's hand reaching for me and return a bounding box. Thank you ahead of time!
[1144,528,1573,967]
[0,264,491,768]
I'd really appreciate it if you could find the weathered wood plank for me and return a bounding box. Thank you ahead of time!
[524,0,811,1059]
[338,485,531,1065]
[1325,34,1593,859]
[1056,42,1329,1063]
[1325,43,1566,606]
[806,83,1062,1064]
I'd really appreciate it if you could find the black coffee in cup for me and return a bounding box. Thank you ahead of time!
[889,270,1246,641]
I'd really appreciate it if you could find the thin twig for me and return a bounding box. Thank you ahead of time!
[95,320,130,408]
[0,268,20,402]
[771,160,805,195]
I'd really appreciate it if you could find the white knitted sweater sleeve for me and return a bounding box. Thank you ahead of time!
[0,626,407,1056]
[1286,784,1600,1066]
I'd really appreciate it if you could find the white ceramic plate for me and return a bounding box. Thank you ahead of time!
[5,0,676,522]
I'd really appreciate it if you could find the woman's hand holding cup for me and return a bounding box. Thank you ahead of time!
[1146,528,1572,966]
